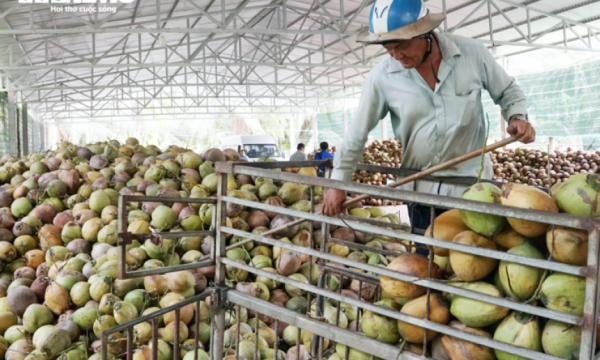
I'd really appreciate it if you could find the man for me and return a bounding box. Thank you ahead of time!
[239,150,250,161]
[314,142,335,177]
[321,0,535,226]
[289,143,308,161]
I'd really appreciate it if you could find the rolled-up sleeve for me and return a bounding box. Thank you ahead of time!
[331,71,388,182]
[480,45,528,122]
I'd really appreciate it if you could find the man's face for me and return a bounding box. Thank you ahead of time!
[383,37,427,69]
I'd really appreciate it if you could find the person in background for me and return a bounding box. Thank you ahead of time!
[239,150,250,161]
[289,143,308,161]
[314,142,334,177]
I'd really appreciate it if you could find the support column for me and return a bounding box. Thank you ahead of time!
[342,107,347,136]
[312,112,319,151]
[7,91,17,156]
[22,103,28,156]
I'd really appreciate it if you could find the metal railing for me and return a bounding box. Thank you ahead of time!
[211,160,600,360]
[117,194,216,279]
[101,289,215,360]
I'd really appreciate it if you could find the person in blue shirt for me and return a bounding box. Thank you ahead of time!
[314,142,334,177]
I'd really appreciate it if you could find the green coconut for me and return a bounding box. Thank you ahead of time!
[38,329,72,358]
[460,183,507,237]
[89,190,111,213]
[20,305,47,338]
[542,320,581,360]
[554,173,600,217]
[278,182,304,205]
[449,282,509,328]
[71,307,99,331]
[114,301,138,324]
[493,312,541,360]
[361,299,400,344]
[152,206,178,230]
[498,242,544,301]
[258,182,278,200]
[540,273,585,316]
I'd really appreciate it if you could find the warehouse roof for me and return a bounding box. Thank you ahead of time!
[0,0,599,123]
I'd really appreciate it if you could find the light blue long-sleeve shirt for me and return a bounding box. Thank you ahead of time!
[331,32,528,197]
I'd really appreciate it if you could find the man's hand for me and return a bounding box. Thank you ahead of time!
[507,119,535,144]
[321,189,347,217]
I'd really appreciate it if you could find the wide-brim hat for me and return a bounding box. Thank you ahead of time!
[357,12,446,44]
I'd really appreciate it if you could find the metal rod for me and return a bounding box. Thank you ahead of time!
[342,136,518,207]
[222,197,586,276]
[581,226,600,359]
[220,230,581,325]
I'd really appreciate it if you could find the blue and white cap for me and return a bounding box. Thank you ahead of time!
[357,0,445,44]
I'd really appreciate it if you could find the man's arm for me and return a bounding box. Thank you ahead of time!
[331,72,389,182]
[480,45,535,143]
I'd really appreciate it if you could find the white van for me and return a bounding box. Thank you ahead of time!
[221,135,285,162]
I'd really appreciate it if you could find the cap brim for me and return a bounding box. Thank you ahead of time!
[357,13,446,44]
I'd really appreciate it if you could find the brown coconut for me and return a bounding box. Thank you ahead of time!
[492,224,528,249]
[380,253,438,299]
[440,321,495,360]
[203,148,226,162]
[30,276,50,303]
[397,293,450,343]
[276,251,302,276]
[449,231,498,282]
[547,225,588,266]
[500,183,558,237]
[425,209,470,256]
[7,286,38,317]
[248,211,270,229]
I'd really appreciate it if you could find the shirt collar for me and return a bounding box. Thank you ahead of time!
[386,32,461,74]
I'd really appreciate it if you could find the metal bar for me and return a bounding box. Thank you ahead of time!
[327,237,403,258]
[103,291,214,334]
[581,227,600,359]
[117,231,214,243]
[174,310,180,360]
[222,196,586,276]
[127,327,133,360]
[227,286,561,360]
[121,195,216,203]
[218,164,596,230]
[211,172,228,360]
[344,136,518,208]
[151,318,158,360]
[220,231,581,325]
[226,291,407,360]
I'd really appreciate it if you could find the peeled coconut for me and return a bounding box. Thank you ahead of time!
[498,242,544,301]
[440,322,495,360]
[459,183,507,237]
[500,183,558,237]
[540,273,585,316]
[546,225,588,266]
[448,282,509,328]
[425,209,470,256]
[493,312,542,359]
[380,253,438,299]
[397,293,450,343]
[449,231,497,282]
[554,173,600,217]
[542,320,581,360]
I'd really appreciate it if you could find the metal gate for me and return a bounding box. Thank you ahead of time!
[108,159,600,360]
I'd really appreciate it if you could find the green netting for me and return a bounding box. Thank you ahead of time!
[319,59,600,150]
